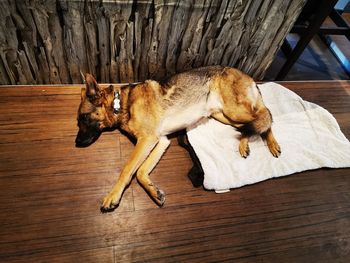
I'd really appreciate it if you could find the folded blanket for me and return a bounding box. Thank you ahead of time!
[187,82,350,192]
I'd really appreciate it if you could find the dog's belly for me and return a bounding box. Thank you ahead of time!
[158,92,222,135]
[158,103,207,135]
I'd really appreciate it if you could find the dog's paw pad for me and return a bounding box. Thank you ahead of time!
[100,203,119,213]
[156,189,166,207]
[101,194,119,213]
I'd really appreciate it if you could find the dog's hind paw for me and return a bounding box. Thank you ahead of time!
[268,142,281,158]
[239,142,250,158]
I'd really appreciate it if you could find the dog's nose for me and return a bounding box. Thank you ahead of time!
[75,134,93,148]
[75,136,85,147]
[75,137,82,147]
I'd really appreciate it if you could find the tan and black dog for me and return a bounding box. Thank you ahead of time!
[75,66,281,212]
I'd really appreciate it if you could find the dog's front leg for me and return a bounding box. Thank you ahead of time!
[101,136,158,212]
[136,136,170,206]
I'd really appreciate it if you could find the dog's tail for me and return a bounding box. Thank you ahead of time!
[252,106,273,134]
[238,106,272,136]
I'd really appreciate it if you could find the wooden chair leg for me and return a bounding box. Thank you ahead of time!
[275,0,338,80]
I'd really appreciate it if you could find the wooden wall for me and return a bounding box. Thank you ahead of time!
[0,0,306,85]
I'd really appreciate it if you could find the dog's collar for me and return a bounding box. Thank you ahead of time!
[113,91,121,113]
[113,82,141,113]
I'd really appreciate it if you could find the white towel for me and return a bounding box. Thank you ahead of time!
[187,82,350,192]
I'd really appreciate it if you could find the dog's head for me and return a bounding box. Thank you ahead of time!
[75,74,116,147]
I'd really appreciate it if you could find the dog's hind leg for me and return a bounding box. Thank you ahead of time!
[101,136,158,212]
[136,136,170,206]
[211,112,250,158]
[262,128,281,158]
[252,107,281,158]
[211,112,243,127]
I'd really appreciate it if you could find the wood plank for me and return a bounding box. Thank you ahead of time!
[38,247,114,263]
[0,81,349,262]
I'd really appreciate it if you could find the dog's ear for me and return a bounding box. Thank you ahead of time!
[81,87,86,99]
[85,74,101,103]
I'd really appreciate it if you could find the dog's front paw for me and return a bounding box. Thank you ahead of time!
[101,192,120,213]
[155,189,166,207]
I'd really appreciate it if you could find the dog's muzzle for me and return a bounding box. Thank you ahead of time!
[75,129,101,147]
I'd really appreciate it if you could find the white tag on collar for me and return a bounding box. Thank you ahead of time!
[113,91,121,113]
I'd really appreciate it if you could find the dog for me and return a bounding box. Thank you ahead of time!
[75,66,281,212]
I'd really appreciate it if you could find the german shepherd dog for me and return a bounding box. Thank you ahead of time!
[75,66,281,212]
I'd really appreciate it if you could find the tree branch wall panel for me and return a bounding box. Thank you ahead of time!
[0,0,306,85]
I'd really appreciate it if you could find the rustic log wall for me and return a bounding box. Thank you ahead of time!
[0,0,306,85]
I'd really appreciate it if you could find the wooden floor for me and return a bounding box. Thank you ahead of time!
[0,81,350,262]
